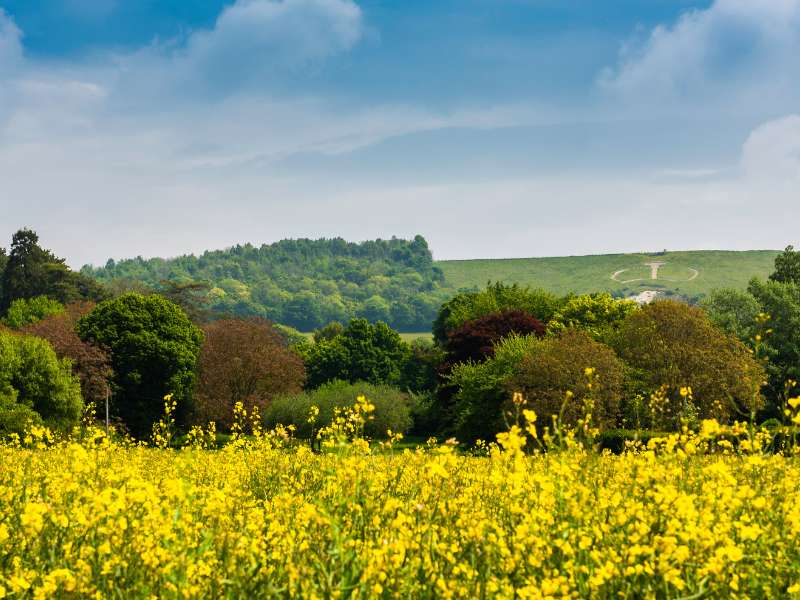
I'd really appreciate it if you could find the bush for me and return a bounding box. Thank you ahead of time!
[448,334,543,443]
[194,318,305,429]
[77,293,203,438]
[264,381,412,440]
[509,329,625,433]
[548,293,638,341]
[2,296,65,329]
[0,329,83,433]
[445,309,545,365]
[611,300,764,427]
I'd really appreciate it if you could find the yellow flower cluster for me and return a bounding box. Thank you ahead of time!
[1,412,800,598]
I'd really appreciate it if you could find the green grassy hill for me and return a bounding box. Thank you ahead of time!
[437,250,780,299]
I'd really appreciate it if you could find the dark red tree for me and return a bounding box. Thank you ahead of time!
[445,309,546,365]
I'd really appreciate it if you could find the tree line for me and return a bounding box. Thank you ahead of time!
[2,228,800,448]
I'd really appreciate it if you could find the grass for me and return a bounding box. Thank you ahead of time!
[437,249,780,299]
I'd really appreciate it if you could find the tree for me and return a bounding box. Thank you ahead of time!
[770,246,800,285]
[433,283,560,345]
[313,321,344,343]
[77,294,203,437]
[611,300,764,427]
[300,318,411,389]
[0,329,83,433]
[548,293,638,341]
[748,278,800,413]
[21,302,112,410]
[194,318,305,429]
[445,309,545,365]
[509,329,625,433]
[2,296,65,329]
[0,228,108,313]
[700,288,761,345]
[158,280,213,323]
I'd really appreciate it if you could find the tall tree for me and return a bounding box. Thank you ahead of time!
[0,229,107,313]
[770,245,800,285]
[77,293,203,437]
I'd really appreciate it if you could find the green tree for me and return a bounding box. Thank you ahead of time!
[548,293,638,341]
[0,229,107,313]
[0,329,83,434]
[700,288,761,344]
[77,293,203,437]
[2,296,65,329]
[300,319,411,389]
[770,245,800,285]
[748,278,800,413]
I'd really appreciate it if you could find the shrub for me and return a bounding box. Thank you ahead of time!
[547,293,638,341]
[0,329,83,433]
[264,381,412,440]
[194,318,306,429]
[433,283,561,345]
[300,319,411,389]
[2,296,65,329]
[77,293,203,437]
[448,334,543,443]
[611,300,764,427]
[509,329,624,433]
[21,302,112,409]
[445,309,545,365]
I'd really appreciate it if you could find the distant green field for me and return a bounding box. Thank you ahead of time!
[437,250,780,299]
[298,331,432,342]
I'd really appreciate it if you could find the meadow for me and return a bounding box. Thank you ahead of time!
[2,401,800,599]
[438,250,780,298]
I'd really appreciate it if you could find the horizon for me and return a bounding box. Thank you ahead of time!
[2,0,799,266]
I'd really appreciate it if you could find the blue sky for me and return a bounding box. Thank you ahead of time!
[0,0,798,266]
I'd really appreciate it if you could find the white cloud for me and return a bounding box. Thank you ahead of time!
[741,114,800,180]
[599,0,800,112]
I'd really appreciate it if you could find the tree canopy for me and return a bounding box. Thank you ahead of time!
[83,236,447,331]
[77,293,204,437]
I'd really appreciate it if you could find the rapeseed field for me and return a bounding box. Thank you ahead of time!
[1,398,800,599]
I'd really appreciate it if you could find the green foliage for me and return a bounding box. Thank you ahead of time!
[547,293,638,341]
[433,282,561,345]
[769,245,800,285]
[611,300,764,426]
[264,380,413,439]
[0,229,107,314]
[700,288,761,344]
[448,334,542,443]
[300,318,412,389]
[313,321,345,343]
[0,330,83,433]
[77,293,204,437]
[748,278,800,411]
[84,236,447,331]
[510,329,625,432]
[2,296,65,329]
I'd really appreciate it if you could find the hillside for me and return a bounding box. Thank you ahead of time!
[437,250,780,299]
[83,237,450,332]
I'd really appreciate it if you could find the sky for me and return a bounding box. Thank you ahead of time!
[0,0,799,267]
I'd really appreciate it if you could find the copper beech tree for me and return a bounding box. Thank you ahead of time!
[194,318,306,429]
